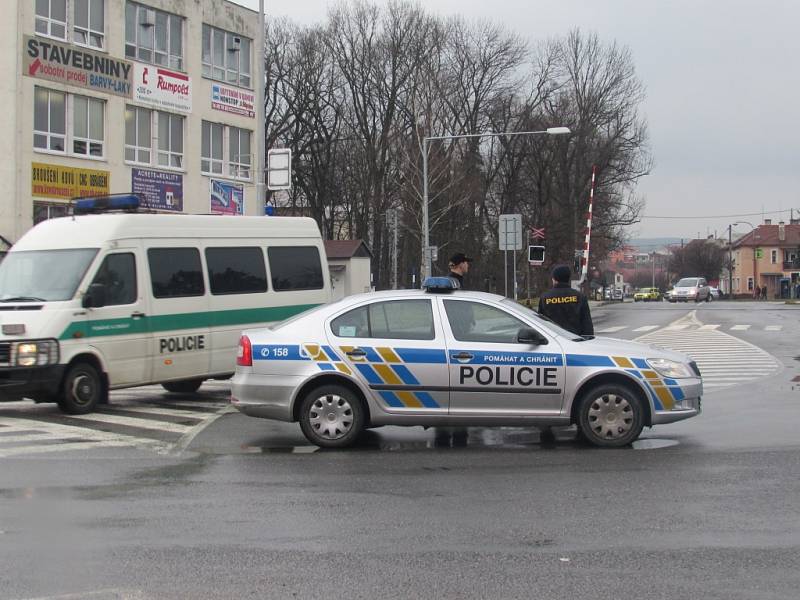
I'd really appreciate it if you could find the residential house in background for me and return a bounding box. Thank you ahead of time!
[731,219,800,298]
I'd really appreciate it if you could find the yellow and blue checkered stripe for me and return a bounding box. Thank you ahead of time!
[338,345,444,409]
[566,354,686,410]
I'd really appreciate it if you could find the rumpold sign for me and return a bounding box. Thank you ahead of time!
[23,36,132,97]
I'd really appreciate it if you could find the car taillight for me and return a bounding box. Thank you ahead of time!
[237,335,252,367]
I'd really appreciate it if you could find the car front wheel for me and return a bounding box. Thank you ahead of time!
[58,362,105,414]
[298,384,365,448]
[576,384,645,447]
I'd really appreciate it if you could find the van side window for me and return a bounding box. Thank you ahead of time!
[91,253,137,305]
[148,248,205,298]
[268,246,323,291]
[205,247,268,295]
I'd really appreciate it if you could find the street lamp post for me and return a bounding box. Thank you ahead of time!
[420,127,571,282]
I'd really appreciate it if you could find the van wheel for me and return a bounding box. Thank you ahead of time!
[577,384,644,448]
[298,384,365,448]
[162,379,204,394]
[58,362,105,415]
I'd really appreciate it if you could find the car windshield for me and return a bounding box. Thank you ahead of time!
[675,278,698,287]
[500,298,586,341]
[0,249,99,302]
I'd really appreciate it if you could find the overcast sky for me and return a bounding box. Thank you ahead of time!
[233,0,800,240]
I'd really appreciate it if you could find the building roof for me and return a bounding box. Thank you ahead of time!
[732,223,800,248]
[324,240,372,259]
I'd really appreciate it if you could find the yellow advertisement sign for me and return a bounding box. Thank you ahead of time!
[31,162,110,200]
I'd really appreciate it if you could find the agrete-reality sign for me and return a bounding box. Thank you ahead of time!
[23,36,132,97]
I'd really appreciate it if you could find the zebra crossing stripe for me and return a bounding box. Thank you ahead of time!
[597,326,627,333]
[730,325,751,331]
[633,325,659,332]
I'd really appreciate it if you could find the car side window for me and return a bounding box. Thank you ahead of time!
[90,253,137,306]
[330,300,434,340]
[443,300,527,344]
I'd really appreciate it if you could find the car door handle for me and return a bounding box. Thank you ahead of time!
[346,348,367,357]
[131,311,146,319]
[451,352,474,361]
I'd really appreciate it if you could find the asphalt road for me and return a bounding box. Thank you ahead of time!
[1,300,799,599]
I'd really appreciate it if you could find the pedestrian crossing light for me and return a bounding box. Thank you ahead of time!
[528,245,545,265]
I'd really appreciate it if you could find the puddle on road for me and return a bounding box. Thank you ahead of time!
[631,438,680,450]
[240,428,681,453]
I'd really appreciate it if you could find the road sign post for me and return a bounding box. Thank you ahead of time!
[267,149,292,191]
[499,214,522,298]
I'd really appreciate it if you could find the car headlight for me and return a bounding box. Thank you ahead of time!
[12,339,60,367]
[646,358,694,379]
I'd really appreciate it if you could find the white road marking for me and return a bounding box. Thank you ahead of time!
[65,412,193,433]
[635,311,781,391]
[765,325,782,331]
[596,326,627,333]
[633,325,659,332]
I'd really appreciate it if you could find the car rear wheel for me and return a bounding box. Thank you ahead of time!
[162,378,204,394]
[58,362,105,415]
[577,384,645,448]
[298,384,365,448]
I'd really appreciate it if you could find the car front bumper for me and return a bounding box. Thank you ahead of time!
[0,365,66,402]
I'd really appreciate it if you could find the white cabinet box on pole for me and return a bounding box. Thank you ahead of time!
[267,149,292,191]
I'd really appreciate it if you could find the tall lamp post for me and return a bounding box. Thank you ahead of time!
[421,127,571,282]
[734,221,757,296]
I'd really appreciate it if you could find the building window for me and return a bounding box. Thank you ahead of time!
[33,201,70,226]
[72,95,104,157]
[124,105,152,164]
[201,121,224,174]
[771,249,777,264]
[34,87,66,153]
[125,1,184,71]
[34,87,105,159]
[229,127,251,179]
[202,24,251,88]
[201,122,251,180]
[35,0,68,40]
[157,111,183,168]
[747,277,753,291]
[124,107,182,169]
[74,0,104,49]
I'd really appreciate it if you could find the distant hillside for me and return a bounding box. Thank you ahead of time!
[626,238,684,253]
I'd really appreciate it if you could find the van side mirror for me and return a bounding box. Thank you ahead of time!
[517,327,548,346]
[82,283,107,309]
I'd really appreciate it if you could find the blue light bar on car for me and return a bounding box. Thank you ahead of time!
[73,194,141,215]
[422,276,459,292]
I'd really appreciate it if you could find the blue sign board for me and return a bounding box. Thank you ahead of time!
[131,168,183,212]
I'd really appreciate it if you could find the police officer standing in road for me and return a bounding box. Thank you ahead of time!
[538,264,594,337]
[448,252,473,289]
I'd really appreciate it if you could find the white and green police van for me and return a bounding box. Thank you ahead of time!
[0,195,331,414]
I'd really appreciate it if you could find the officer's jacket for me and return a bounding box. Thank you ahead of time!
[537,283,594,336]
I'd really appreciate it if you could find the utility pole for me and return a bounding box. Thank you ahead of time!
[256,0,266,215]
[651,252,656,288]
[728,224,733,298]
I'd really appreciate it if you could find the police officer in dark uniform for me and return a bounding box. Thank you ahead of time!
[538,264,594,336]
[447,252,473,289]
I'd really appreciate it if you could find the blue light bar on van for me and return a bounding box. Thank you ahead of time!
[422,277,459,292]
[73,194,141,215]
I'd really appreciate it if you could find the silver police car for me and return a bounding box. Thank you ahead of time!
[231,278,702,448]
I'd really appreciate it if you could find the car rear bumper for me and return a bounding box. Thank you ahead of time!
[230,372,302,421]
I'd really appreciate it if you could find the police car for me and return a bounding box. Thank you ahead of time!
[231,278,702,448]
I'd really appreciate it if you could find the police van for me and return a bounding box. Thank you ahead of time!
[0,195,331,414]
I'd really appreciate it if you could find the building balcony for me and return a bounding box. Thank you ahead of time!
[783,260,800,270]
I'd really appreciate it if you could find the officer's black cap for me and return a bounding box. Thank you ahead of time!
[449,253,473,266]
[552,264,571,283]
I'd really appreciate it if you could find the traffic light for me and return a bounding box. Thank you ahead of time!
[528,245,545,263]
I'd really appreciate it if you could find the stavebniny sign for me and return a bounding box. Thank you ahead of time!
[23,35,132,97]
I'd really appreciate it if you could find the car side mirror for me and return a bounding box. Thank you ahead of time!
[517,327,548,346]
[82,283,107,309]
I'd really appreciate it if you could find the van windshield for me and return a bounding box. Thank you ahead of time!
[0,249,99,302]
[675,278,698,287]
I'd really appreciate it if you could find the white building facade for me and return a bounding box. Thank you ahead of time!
[0,0,261,249]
